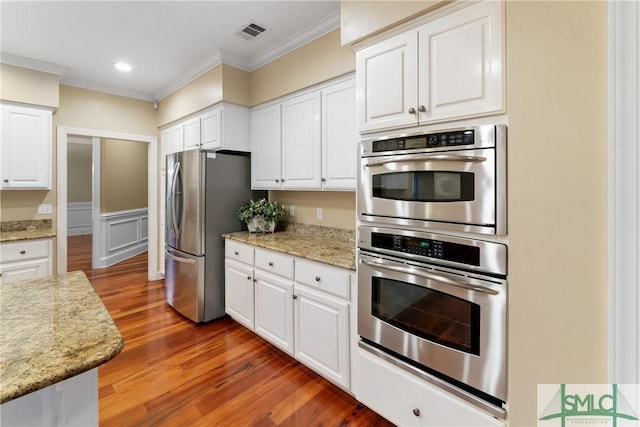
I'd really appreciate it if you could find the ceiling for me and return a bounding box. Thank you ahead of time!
[0,1,340,101]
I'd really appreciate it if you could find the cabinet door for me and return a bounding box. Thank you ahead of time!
[0,258,50,285]
[183,117,201,151]
[356,31,418,133]
[417,1,503,123]
[321,78,358,190]
[201,109,222,151]
[281,91,321,189]
[224,259,255,329]
[250,104,282,190]
[1,104,52,189]
[254,270,294,355]
[169,124,184,153]
[294,284,350,389]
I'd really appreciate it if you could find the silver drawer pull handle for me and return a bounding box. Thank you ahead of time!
[315,276,321,282]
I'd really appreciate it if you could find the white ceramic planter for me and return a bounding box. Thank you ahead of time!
[247,217,276,233]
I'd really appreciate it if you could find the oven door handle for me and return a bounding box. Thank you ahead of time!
[360,260,499,295]
[364,154,487,168]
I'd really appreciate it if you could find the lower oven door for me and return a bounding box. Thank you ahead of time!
[358,251,506,403]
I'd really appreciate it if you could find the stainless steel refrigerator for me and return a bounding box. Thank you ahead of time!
[165,150,259,323]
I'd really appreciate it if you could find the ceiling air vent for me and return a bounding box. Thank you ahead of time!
[237,20,269,40]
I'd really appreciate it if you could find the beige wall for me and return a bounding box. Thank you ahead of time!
[270,191,356,230]
[505,1,608,425]
[67,143,93,203]
[158,64,251,127]
[100,139,148,213]
[0,64,59,108]
[250,30,355,106]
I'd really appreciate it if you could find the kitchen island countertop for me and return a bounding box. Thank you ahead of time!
[223,224,355,271]
[0,271,124,403]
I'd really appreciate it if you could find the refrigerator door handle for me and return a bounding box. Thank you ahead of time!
[171,161,181,239]
[166,249,196,265]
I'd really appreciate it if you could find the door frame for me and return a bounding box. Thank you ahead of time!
[57,126,160,281]
[608,0,640,384]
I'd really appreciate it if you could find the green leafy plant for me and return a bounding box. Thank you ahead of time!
[238,198,285,224]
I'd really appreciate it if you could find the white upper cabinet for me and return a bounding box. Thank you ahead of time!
[321,78,358,190]
[357,0,504,133]
[1,103,52,190]
[281,91,321,189]
[183,117,200,151]
[250,75,357,191]
[250,104,282,190]
[160,103,250,155]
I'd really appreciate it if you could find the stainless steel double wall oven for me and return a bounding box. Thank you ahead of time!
[357,124,508,418]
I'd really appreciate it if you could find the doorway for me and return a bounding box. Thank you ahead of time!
[57,126,160,281]
[66,135,150,273]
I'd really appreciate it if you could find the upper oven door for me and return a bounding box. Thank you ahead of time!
[358,146,497,233]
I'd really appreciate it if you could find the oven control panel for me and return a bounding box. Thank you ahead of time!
[372,130,475,153]
[371,232,480,266]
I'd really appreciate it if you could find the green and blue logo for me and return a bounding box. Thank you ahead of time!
[538,384,639,426]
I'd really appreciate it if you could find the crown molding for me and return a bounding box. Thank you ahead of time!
[0,52,67,76]
[154,50,223,101]
[245,10,341,71]
[156,10,341,100]
[60,77,155,102]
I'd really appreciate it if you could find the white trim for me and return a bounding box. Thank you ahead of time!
[94,209,148,268]
[608,0,640,384]
[91,137,101,270]
[60,78,155,102]
[0,52,67,76]
[56,127,160,281]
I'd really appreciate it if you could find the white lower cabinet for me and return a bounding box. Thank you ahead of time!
[224,239,353,392]
[224,258,255,330]
[254,270,294,355]
[0,368,98,427]
[357,349,504,427]
[0,239,52,285]
[294,284,349,389]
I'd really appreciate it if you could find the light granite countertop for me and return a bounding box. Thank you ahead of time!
[0,219,56,242]
[223,223,356,271]
[0,271,124,404]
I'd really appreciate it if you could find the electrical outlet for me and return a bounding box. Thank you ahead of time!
[317,208,323,220]
[289,205,295,216]
[37,204,52,214]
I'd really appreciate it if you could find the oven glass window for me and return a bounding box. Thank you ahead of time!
[372,171,474,202]
[372,277,480,355]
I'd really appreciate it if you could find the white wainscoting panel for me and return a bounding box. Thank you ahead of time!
[96,208,148,268]
[67,202,93,236]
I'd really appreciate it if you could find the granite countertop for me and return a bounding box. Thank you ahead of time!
[0,271,124,404]
[223,223,356,271]
[0,219,56,242]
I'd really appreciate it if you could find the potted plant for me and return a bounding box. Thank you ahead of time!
[238,198,285,233]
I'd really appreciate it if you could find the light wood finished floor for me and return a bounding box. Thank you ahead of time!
[67,235,394,426]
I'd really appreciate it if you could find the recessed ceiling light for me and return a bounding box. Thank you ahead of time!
[114,62,132,72]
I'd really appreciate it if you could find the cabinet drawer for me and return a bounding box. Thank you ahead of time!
[295,259,350,300]
[1,239,51,263]
[357,348,503,426]
[225,240,254,265]
[255,249,293,279]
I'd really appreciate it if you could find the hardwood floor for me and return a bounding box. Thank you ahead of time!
[67,235,393,426]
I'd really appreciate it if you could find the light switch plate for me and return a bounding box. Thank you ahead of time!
[37,204,52,214]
